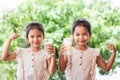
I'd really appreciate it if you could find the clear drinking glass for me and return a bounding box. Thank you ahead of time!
[44,39,53,57]
[63,38,72,55]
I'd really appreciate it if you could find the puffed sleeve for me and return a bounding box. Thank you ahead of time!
[90,48,100,80]
[15,47,24,79]
[64,48,73,80]
[15,47,22,60]
[94,48,100,56]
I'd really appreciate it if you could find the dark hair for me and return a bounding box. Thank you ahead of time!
[72,18,91,34]
[26,21,45,39]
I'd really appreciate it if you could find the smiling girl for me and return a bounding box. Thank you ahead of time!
[59,18,116,80]
[1,22,56,80]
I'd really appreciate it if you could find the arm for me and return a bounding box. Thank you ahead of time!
[58,44,68,72]
[46,44,56,75]
[96,44,116,72]
[1,34,19,61]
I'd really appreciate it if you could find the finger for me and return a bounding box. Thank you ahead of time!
[46,46,54,51]
[47,50,54,54]
[14,34,19,38]
[108,44,112,48]
[61,45,67,50]
[12,34,19,39]
[46,46,55,53]
[108,45,115,51]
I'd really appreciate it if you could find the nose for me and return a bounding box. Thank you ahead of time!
[34,37,38,42]
[79,35,83,39]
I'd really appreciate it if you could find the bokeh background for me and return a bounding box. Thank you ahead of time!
[0,0,120,80]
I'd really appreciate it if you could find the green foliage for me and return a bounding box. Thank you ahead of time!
[0,60,17,80]
[0,0,120,79]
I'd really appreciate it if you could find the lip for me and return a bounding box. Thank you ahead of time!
[33,43,39,45]
[78,41,85,42]
[33,42,39,44]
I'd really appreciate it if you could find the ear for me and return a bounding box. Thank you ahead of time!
[43,35,45,39]
[89,33,92,38]
[72,33,74,37]
[26,37,29,42]
[26,38,30,47]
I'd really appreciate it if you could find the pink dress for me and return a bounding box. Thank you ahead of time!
[65,47,100,80]
[15,47,50,80]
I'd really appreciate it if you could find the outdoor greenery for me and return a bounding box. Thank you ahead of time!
[0,0,120,80]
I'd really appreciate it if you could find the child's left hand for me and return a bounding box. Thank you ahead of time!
[107,44,116,54]
[46,44,56,55]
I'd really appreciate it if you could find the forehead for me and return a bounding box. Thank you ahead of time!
[74,26,88,33]
[28,29,43,35]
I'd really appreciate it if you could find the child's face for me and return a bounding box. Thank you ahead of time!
[73,26,91,47]
[27,28,44,49]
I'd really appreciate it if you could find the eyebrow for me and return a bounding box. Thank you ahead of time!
[75,31,88,33]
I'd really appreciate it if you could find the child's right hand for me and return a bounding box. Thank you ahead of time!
[107,44,116,54]
[60,44,68,55]
[9,33,19,41]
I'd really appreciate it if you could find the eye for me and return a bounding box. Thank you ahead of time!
[75,33,79,36]
[30,35,34,38]
[38,35,41,37]
[37,34,42,37]
[83,33,87,35]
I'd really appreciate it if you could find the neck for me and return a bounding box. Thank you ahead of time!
[75,45,88,51]
[30,47,40,53]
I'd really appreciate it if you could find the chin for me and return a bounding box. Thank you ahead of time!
[33,45,40,48]
[78,43,86,46]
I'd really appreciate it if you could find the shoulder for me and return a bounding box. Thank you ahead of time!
[15,47,29,55]
[88,47,100,56]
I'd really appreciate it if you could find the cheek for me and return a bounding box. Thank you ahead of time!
[26,38,30,42]
[73,36,77,42]
[86,36,90,40]
[39,37,43,42]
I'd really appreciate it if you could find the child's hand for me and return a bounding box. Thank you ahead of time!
[108,44,116,54]
[9,33,19,41]
[60,44,64,55]
[60,44,69,55]
[46,44,56,55]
